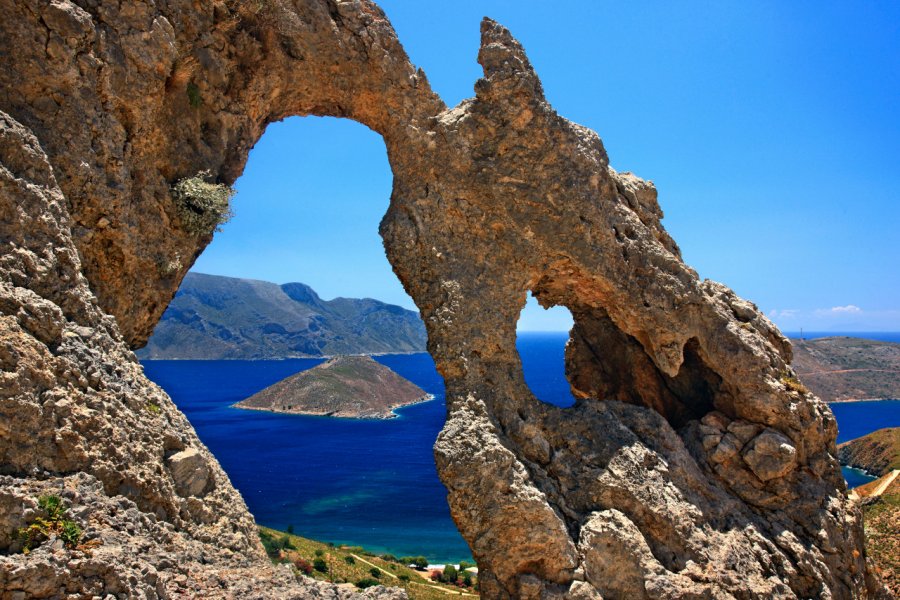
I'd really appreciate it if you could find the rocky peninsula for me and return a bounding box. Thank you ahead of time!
[839,427,900,477]
[234,356,431,419]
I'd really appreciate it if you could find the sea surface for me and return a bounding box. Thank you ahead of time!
[142,332,899,562]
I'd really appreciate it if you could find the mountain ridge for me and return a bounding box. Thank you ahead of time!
[790,336,900,402]
[137,272,427,359]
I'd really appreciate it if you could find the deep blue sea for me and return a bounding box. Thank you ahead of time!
[142,331,899,562]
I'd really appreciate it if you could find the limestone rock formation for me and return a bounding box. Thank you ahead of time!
[0,0,886,598]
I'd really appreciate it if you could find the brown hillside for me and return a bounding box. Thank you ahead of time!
[838,427,900,478]
[791,336,900,402]
[234,355,430,419]
[859,478,900,597]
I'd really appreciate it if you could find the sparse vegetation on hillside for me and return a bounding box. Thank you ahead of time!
[861,482,900,596]
[17,495,82,554]
[258,527,478,599]
[791,336,900,402]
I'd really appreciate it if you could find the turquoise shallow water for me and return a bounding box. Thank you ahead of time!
[142,332,898,562]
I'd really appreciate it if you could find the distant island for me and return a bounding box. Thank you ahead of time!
[790,336,900,402]
[233,355,431,419]
[136,272,427,359]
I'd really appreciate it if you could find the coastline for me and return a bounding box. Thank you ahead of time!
[232,393,437,420]
[138,350,431,361]
[827,397,900,404]
[841,463,880,479]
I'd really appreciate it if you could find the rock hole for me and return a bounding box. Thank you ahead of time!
[566,309,721,428]
[516,294,576,408]
[138,117,472,562]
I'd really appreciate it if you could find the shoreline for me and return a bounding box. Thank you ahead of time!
[827,397,900,404]
[138,350,430,361]
[840,463,880,479]
[259,525,475,575]
[232,393,437,420]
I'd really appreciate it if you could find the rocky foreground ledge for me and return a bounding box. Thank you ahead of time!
[0,0,888,598]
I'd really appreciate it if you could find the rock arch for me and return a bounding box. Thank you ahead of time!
[0,0,882,598]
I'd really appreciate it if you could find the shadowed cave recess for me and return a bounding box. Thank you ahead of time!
[0,0,886,598]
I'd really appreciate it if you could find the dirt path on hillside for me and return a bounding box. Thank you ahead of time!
[870,470,900,497]
[349,554,478,597]
[798,368,900,376]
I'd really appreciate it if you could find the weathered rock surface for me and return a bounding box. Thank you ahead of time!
[0,0,886,598]
[0,110,394,598]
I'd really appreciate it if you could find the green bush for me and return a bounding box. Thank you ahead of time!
[369,567,381,579]
[458,560,473,570]
[259,530,279,559]
[171,170,235,236]
[186,82,202,107]
[398,574,410,583]
[404,555,429,569]
[344,555,356,565]
[355,578,379,589]
[313,557,328,573]
[442,564,458,583]
[314,548,324,557]
[17,495,82,554]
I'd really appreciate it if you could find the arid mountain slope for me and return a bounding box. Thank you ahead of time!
[841,429,900,598]
[138,273,426,359]
[792,336,900,402]
[839,427,900,477]
[235,355,429,418]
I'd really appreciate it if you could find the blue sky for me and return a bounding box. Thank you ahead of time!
[193,1,900,332]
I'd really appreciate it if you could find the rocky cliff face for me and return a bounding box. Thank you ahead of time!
[0,0,885,598]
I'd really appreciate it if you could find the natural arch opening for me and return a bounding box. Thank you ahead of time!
[515,295,576,408]
[139,116,473,564]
